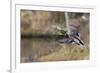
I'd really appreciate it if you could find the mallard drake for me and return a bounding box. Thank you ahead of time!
[57,25,84,49]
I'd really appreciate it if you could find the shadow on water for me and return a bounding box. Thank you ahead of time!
[21,35,62,63]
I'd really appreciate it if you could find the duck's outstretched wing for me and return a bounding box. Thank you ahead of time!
[58,38,74,44]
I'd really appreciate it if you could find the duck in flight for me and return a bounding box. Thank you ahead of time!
[57,25,84,49]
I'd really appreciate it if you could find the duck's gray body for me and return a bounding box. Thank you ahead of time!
[58,25,84,49]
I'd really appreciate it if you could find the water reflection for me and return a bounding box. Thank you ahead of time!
[21,38,61,63]
[21,34,89,63]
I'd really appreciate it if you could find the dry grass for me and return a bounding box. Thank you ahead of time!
[39,44,89,62]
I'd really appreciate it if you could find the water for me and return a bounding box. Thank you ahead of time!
[21,36,89,63]
[21,38,61,63]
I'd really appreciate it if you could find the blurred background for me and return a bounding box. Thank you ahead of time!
[21,10,89,63]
